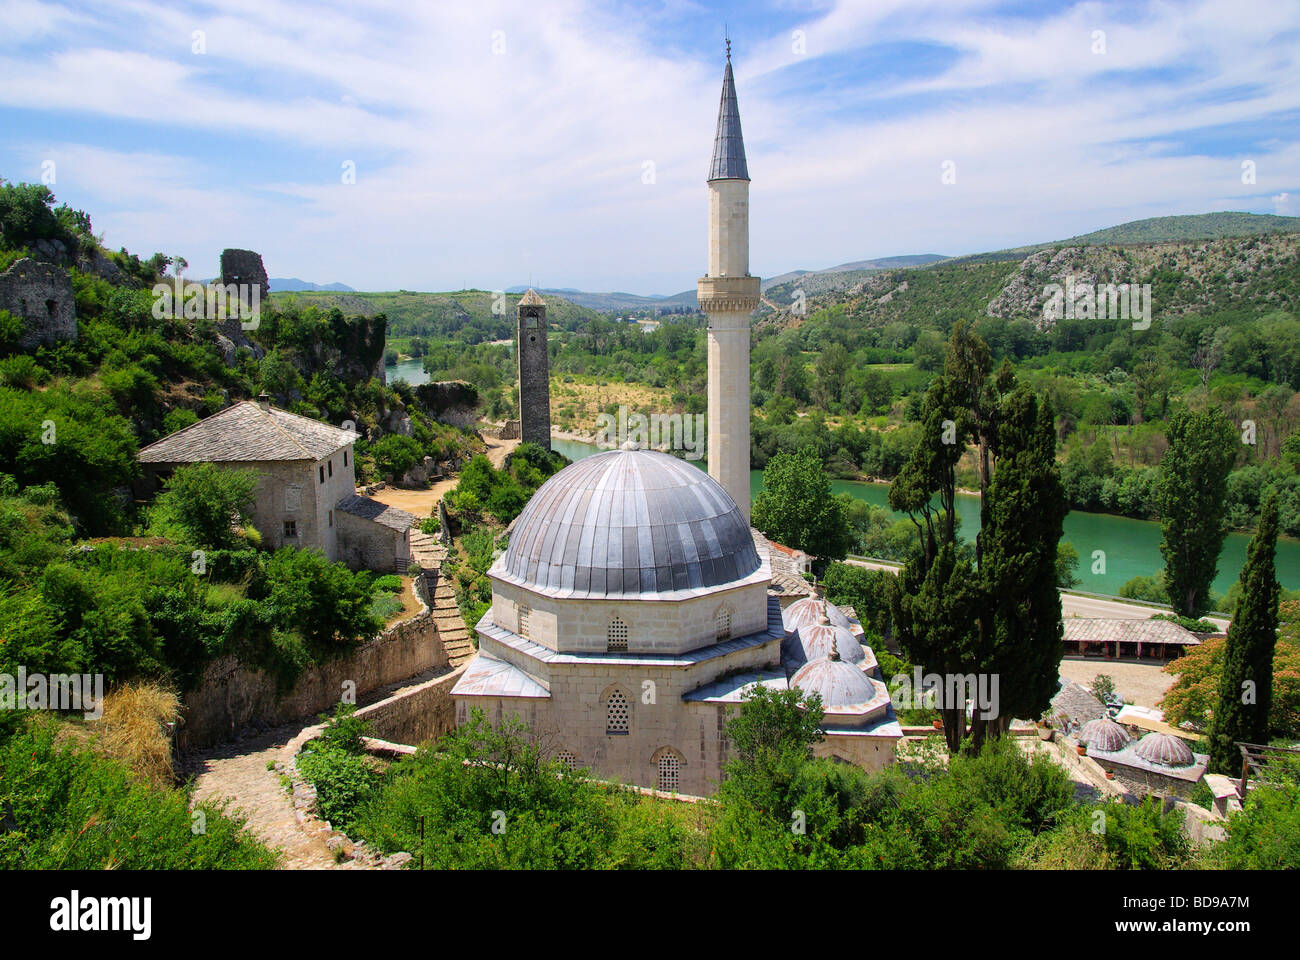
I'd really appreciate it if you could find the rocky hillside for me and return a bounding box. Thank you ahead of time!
[763,230,1300,332]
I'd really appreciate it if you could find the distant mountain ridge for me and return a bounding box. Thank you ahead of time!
[270,277,355,292]
[286,211,1300,314]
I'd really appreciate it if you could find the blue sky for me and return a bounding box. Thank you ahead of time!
[1,0,1297,293]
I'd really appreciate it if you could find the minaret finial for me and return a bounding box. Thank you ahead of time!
[725,32,731,61]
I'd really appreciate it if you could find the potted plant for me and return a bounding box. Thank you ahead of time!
[1036,712,1055,742]
[1076,742,1088,756]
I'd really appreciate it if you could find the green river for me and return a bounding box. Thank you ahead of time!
[384,360,1299,599]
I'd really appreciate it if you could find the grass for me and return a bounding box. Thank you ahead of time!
[91,681,181,788]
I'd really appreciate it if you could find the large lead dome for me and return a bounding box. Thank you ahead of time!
[497,449,761,598]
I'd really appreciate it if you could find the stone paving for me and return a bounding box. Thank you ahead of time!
[180,723,346,869]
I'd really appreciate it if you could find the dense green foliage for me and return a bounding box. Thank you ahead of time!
[345,710,692,869]
[889,323,1067,752]
[751,448,852,567]
[1157,407,1238,616]
[147,462,259,549]
[0,719,278,869]
[1208,492,1281,773]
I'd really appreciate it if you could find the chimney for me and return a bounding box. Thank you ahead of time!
[257,393,271,411]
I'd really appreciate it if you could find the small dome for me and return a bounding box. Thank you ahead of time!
[791,656,882,711]
[783,597,853,634]
[1132,732,1195,767]
[498,449,760,597]
[782,622,864,669]
[1079,717,1131,753]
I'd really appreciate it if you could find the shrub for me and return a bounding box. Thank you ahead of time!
[0,719,279,869]
[148,462,259,550]
[372,574,403,594]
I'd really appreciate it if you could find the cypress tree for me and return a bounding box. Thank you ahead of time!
[1207,492,1281,775]
[981,389,1068,733]
[1157,407,1237,617]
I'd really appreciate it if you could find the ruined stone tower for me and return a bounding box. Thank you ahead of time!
[516,288,551,450]
[698,43,759,521]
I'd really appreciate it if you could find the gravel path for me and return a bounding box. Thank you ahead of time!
[180,723,341,870]
[1058,658,1176,709]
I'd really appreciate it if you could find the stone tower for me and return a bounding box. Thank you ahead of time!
[698,43,759,521]
[516,288,551,450]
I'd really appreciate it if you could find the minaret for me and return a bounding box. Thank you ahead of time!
[516,288,551,450]
[698,40,759,521]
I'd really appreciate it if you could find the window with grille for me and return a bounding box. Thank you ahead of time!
[606,690,630,735]
[657,752,680,792]
[518,604,531,639]
[715,607,731,641]
[283,520,297,538]
[556,750,577,771]
[607,617,628,652]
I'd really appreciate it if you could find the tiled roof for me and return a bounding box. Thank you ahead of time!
[1064,617,1199,647]
[756,529,816,599]
[138,401,354,463]
[335,494,419,532]
[1050,678,1107,726]
[518,288,545,306]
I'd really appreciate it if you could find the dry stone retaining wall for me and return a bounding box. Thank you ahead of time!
[177,581,444,751]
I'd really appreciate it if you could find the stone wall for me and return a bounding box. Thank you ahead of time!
[337,508,408,572]
[353,665,465,745]
[0,257,76,350]
[176,607,444,751]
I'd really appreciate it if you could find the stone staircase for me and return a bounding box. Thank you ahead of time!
[407,530,475,668]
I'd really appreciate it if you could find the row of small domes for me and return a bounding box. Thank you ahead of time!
[1077,717,1197,767]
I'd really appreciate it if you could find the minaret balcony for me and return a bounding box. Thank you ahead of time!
[697,275,760,314]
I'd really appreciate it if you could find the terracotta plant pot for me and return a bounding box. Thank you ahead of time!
[932,720,942,730]
[1105,771,1115,780]
[1076,745,1087,756]
[1038,727,1054,742]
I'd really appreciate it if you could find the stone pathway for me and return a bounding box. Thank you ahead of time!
[180,722,346,869]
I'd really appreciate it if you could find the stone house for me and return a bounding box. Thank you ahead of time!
[137,396,418,571]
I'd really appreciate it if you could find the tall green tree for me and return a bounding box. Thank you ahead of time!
[979,389,1068,734]
[1207,491,1281,775]
[890,326,1068,753]
[752,447,852,566]
[1156,406,1236,617]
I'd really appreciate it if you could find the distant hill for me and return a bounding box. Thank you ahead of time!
[765,254,947,288]
[946,212,1300,265]
[505,286,696,313]
[266,288,601,341]
[503,254,948,313]
[270,277,355,292]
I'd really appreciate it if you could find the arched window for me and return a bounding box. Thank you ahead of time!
[607,617,628,652]
[657,751,681,792]
[606,689,630,735]
[518,604,531,639]
[556,750,578,772]
[715,606,732,641]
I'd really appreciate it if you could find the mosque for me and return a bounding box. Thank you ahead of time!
[451,47,902,795]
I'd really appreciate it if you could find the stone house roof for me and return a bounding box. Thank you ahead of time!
[335,494,420,532]
[138,400,355,464]
[1064,617,1199,648]
[1050,678,1107,728]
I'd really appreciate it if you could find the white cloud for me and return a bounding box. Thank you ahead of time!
[2,0,1297,290]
